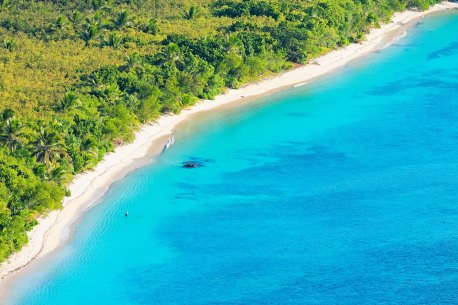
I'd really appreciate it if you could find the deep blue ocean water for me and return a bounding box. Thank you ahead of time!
[7,12,458,305]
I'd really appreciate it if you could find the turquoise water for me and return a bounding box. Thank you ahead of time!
[8,12,458,304]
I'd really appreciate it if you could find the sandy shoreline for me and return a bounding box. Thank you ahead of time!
[1,1,457,294]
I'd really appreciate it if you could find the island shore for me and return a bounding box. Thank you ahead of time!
[1,1,457,294]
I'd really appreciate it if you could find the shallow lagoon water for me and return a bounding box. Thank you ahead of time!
[8,12,458,305]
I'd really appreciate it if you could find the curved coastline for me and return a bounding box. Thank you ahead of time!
[1,1,457,294]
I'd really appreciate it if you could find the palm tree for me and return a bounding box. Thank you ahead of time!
[68,10,83,26]
[146,18,158,35]
[31,128,66,168]
[56,92,81,111]
[91,0,104,10]
[55,15,67,30]
[182,6,199,20]
[114,10,131,29]
[123,54,140,71]
[47,166,71,185]
[1,108,14,121]
[0,0,11,8]
[0,118,24,151]
[81,137,100,170]
[166,43,181,63]
[81,22,99,47]
[103,33,123,49]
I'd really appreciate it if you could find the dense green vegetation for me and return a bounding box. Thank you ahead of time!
[0,0,441,262]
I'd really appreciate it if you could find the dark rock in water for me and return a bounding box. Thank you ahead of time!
[182,161,203,168]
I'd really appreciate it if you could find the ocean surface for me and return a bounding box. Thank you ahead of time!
[7,12,458,305]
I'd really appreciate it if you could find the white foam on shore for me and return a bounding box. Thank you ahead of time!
[293,82,310,88]
[384,30,409,48]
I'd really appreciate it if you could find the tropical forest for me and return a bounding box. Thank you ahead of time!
[0,0,441,262]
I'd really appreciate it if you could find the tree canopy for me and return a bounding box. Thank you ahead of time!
[0,0,440,262]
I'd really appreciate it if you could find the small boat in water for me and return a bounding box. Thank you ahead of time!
[163,135,175,152]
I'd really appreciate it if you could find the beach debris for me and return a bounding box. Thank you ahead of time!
[163,135,175,152]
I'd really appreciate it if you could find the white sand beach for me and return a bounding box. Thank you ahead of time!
[1,1,457,289]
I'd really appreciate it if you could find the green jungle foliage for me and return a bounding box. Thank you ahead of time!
[0,0,440,262]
